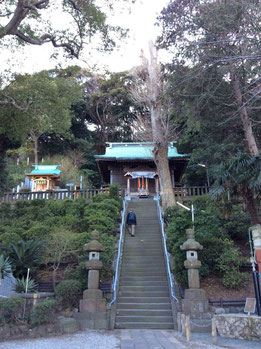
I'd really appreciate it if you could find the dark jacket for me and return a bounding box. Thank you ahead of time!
[126,212,137,225]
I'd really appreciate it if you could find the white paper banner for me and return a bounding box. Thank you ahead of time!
[130,171,156,179]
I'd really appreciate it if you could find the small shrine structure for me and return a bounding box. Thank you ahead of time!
[95,142,189,196]
[26,165,61,192]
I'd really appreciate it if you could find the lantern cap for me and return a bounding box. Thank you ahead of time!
[180,229,203,251]
[84,230,105,252]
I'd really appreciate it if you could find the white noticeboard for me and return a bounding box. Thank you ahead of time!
[244,298,256,315]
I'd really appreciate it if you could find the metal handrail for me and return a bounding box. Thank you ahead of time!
[156,193,179,303]
[109,195,127,306]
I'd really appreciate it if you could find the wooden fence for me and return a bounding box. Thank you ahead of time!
[0,189,110,203]
[174,186,210,201]
[1,186,210,203]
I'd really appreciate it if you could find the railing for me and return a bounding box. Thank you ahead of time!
[174,186,210,201]
[109,195,127,306]
[0,189,110,202]
[209,298,246,307]
[155,193,179,303]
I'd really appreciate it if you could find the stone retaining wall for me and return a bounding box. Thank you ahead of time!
[215,314,261,341]
[0,316,79,342]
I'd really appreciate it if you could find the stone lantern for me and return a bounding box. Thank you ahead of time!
[180,228,210,331]
[180,228,203,289]
[74,230,108,329]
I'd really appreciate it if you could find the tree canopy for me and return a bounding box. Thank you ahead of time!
[0,70,81,164]
[0,0,133,58]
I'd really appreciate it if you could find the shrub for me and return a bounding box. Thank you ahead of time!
[109,184,120,200]
[0,297,24,324]
[216,239,248,288]
[55,279,82,309]
[0,232,22,245]
[0,203,12,220]
[46,200,66,216]
[64,262,88,290]
[70,232,91,251]
[222,204,251,239]
[13,276,37,293]
[84,212,115,234]
[92,193,109,203]
[27,223,51,239]
[99,233,116,280]
[30,299,57,325]
[1,239,44,278]
[0,254,12,284]
[165,199,248,289]
[88,201,119,218]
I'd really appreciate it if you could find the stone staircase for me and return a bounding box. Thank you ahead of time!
[115,198,174,329]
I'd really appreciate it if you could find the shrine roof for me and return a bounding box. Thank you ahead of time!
[28,165,61,176]
[95,142,189,161]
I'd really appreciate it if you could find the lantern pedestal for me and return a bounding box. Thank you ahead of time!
[179,229,211,332]
[182,289,209,315]
[74,230,108,330]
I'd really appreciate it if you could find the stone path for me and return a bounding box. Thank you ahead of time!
[116,329,261,349]
[1,329,261,349]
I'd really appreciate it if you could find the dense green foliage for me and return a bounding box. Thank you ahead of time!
[55,280,82,310]
[0,239,44,278]
[0,192,120,283]
[0,297,24,324]
[30,299,58,325]
[165,196,249,289]
[13,277,37,294]
[0,254,11,283]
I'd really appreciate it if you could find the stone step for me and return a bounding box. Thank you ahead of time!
[121,258,164,262]
[121,265,165,271]
[119,280,168,286]
[116,309,172,317]
[120,276,168,282]
[122,256,165,265]
[116,315,173,323]
[120,266,166,271]
[119,286,169,292]
[120,271,166,277]
[123,244,162,247]
[123,252,163,256]
[118,297,171,303]
[114,322,174,329]
[119,291,170,298]
[116,303,171,310]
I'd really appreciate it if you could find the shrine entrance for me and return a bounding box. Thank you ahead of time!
[124,171,159,197]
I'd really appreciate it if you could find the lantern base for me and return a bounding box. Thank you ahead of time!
[182,288,209,315]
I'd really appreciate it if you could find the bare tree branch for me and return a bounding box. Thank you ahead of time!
[0,94,33,111]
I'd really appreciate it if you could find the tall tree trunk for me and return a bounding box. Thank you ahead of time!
[230,70,259,156]
[148,42,176,209]
[230,70,260,224]
[153,143,176,209]
[31,133,39,165]
[241,183,261,225]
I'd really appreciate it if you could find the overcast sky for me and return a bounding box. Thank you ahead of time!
[1,0,170,76]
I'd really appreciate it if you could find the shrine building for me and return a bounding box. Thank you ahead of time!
[26,165,61,192]
[95,142,189,196]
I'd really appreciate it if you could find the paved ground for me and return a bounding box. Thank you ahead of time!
[1,329,261,349]
[116,329,261,349]
[0,330,120,349]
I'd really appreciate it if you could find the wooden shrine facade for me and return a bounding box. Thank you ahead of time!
[95,142,189,196]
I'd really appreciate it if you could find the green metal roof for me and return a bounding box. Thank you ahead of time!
[95,142,189,161]
[29,165,61,175]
